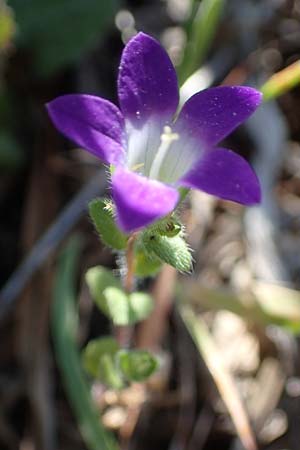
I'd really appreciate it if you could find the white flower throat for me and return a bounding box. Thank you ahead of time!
[126,121,198,184]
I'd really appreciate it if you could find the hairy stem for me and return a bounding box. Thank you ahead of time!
[124,233,137,293]
[115,233,138,348]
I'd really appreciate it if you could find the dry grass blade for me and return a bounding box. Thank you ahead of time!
[182,280,300,332]
[180,305,257,450]
[253,281,300,323]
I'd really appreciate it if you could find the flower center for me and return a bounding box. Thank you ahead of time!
[148,126,179,180]
[126,120,199,184]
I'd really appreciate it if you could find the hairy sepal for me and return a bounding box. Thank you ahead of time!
[142,230,193,273]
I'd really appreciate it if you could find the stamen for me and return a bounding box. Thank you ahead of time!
[131,162,145,172]
[149,126,179,180]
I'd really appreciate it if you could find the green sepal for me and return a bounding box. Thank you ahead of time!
[149,215,183,237]
[117,349,158,382]
[88,198,127,250]
[142,232,193,273]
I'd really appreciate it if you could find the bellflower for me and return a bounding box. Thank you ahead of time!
[47,32,262,233]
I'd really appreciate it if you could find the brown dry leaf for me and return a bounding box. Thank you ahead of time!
[212,311,259,374]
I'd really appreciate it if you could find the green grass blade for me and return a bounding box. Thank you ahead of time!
[52,236,118,450]
[261,60,300,101]
[178,0,225,84]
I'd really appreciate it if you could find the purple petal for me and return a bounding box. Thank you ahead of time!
[180,147,261,205]
[175,86,262,146]
[112,167,179,232]
[118,32,179,127]
[46,94,126,165]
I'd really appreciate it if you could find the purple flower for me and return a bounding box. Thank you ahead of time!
[47,32,262,233]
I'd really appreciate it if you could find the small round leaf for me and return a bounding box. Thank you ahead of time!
[82,336,119,378]
[117,350,158,382]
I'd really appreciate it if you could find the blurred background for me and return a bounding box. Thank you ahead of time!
[1,0,300,449]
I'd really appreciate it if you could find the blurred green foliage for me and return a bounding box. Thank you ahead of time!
[133,241,162,277]
[0,0,16,52]
[117,349,158,382]
[0,131,24,168]
[83,338,158,388]
[178,0,224,84]
[83,337,124,389]
[7,0,119,76]
[83,337,120,379]
[86,266,154,326]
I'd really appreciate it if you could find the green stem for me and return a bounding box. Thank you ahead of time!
[124,233,137,294]
[115,233,137,348]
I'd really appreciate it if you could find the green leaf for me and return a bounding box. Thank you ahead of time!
[102,286,131,325]
[117,350,158,382]
[82,337,120,378]
[85,266,122,309]
[89,198,127,251]
[143,232,193,273]
[101,287,153,326]
[82,337,124,389]
[98,354,124,390]
[8,0,119,76]
[129,292,153,322]
[134,242,162,278]
[86,266,153,325]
